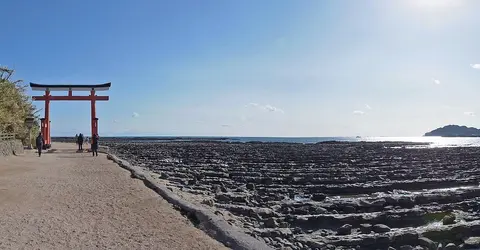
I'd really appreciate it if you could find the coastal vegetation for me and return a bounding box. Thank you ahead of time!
[0,66,39,144]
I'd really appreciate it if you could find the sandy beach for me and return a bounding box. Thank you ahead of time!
[0,143,227,250]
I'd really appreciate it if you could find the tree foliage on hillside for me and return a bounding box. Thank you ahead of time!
[0,67,39,143]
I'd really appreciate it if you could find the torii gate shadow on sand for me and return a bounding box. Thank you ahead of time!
[30,82,111,149]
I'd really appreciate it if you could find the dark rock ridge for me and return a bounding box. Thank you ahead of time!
[425,125,480,137]
[98,139,480,250]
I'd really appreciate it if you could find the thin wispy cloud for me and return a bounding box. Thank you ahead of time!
[245,103,259,107]
[365,104,372,110]
[264,104,284,113]
[432,78,440,85]
[113,119,119,123]
[464,111,476,117]
[221,124,231,127]
[245,103,284,113]
[353,110,365,115]
[132,112,140,118]
[470,64,480,69]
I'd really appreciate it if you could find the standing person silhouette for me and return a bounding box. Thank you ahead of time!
[91,133,99,157]
[36,132,45,157]
[77,133,84,151]
[75,134,78,145]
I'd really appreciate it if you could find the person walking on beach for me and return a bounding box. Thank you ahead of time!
[91,133,99,157]
[77,133,84,151]
[36,132,45,157]
[75,134,78,145]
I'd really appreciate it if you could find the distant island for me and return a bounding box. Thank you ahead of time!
[424,125,480,137]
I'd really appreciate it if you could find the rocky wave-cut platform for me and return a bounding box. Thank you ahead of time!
[102,141,480,250]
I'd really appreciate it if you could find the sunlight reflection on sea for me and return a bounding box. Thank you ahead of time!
[360,136,480,148]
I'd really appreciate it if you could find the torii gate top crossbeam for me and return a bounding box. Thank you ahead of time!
[30,82,111,91]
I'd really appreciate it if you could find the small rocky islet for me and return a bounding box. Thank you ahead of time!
[99,139,480,250]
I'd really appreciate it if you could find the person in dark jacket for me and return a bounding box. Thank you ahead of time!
[91,133,99,157]
[77,133,84,150]
[36,133,45,157]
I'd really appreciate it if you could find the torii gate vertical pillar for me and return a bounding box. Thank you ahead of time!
[40,118,46,144]
[93,118,99,138]
[44,90,50,146]
[90,90,98,140]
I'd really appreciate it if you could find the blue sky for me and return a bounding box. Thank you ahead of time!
[2,0,480,137]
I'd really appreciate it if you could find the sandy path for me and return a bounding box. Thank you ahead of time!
[0,143,228,250]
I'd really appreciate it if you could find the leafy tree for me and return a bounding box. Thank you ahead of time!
[0,66,39,144]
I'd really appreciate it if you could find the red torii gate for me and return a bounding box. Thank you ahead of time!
[30,83,111,148]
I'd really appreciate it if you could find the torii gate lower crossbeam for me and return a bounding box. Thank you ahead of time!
[30,83,111,148]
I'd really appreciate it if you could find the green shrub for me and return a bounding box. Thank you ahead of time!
[0,66,39,144]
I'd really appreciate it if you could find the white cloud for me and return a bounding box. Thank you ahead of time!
[470,64,480,69]
[221,124,231,127]
[353,110,365,115]
[132,112,140,118]
[432,78,440,85]
[464,111,476,117]
[264,104,284,113]
[245,103,259,107]
[365,104,372,110]
[113,119,119,123]
[245,103,284,113]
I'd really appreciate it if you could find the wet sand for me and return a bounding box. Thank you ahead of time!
[0,143,227,250]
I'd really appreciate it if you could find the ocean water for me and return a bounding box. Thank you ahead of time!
[113,136,480,148]
[227,136,480,148]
